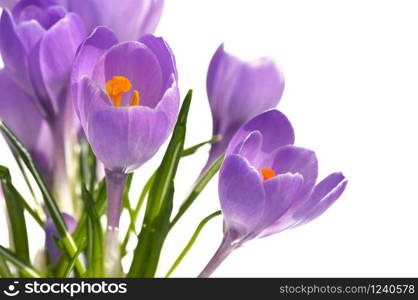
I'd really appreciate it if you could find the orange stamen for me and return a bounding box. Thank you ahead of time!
[260,168,276,181]
[106,76,139,107]
[130,90,140,106]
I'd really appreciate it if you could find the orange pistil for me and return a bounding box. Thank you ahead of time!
[260,168,276,181]
[106,76,140,107]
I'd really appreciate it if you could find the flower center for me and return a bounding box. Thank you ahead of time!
[106,76,140,107]
[260,168,276,181]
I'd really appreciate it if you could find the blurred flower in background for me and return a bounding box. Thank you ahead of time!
[64,0,164,41]
[0,0,85,213]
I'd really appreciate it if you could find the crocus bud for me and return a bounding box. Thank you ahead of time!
[205,44,285,169]
[45,213,77,265]
[65,0,164,41]
[199,110,348,277]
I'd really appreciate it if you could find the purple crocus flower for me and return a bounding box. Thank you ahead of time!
[199,110,348,277]
[0,0,85,117]
[72,27,179,274]
[204,44,285,170]
[0,70,54,184]
[45,212,76,264]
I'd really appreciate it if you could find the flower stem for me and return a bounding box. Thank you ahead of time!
[165,211,221,277]
[49,116,73,214]
[198,234,239,278]
[104,169,127,276]
[169,155,224,231]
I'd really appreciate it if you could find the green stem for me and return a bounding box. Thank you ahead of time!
[169,155,224,231]
[0,256,12,277]
[11,154,45,227]
[165,211,221,277]
[182,135,220,157]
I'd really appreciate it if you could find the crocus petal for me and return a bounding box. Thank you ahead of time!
[227,109,295,161]
[0,9,32,93]
[92,41,163,108]
[236,130,263,167]
[256,146,319,236]
[0,69,54,184]
[88,107,169,173]
[80,77,177,173]
[77,76,115,136]
[296,173,348,224]
[15,19,45,51]
[12,0,59,17]
[14,2,66,30]
[39,12,85,115]
[17,21,50,112]
[139,34,178,88]
[0,0,18,9]
[0,69,43,150]
[219,154,265,239]
[68,0,164,41]
[254,173,304,238]
[262,145,318,201]
[71,26,118,123]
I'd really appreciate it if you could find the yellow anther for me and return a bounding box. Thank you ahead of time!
[106,76,132,107]
[130,90,140,106]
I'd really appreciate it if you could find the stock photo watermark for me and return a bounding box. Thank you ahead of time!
[1,281,127,297]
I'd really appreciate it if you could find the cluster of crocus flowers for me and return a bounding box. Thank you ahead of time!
[199,110,348,277]
[0,0,348,279]
[0,0,168,272]
[71,26,179,275]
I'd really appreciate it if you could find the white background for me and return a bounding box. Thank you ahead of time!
[1,0,418,277]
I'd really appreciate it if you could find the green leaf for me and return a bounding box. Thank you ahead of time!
[0,246,43,278]
[0,120,85,276]
[169,154,224,230]
[0,165,11,181]
[165,211,221,277]
[79,141,97,192]
[0,256,12,277]
[182,135,220,157]
[81,186,103,277]
[0,167,30,266]
[55,180,106,276]
[122,173,134,216]
[0,165,44,228]
[128,90,193,278]
[62,244,85,278]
